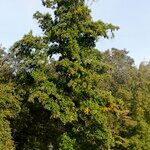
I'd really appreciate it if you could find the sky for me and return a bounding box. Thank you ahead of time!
[0,0,150,66]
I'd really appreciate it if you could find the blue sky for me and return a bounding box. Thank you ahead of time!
[0,0,150,66]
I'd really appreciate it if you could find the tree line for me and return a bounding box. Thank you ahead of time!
[0,0,150,149]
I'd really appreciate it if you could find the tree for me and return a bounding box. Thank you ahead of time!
[128,61,150,150]
[10,0,119,149]
[0,46,20,150]
[102,49,150,149]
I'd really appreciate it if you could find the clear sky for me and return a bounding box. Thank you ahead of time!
[0,0,150,66]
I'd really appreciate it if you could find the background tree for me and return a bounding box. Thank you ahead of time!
[0,46,20,150]
[102,49,150,149]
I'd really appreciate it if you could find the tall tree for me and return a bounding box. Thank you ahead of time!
[11,0,119,149]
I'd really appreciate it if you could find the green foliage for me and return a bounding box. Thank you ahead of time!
[0,47,20,150]
[103,49,150,149]
[59,133,76,150]
[10,0,119,149]
[0,1,149,150]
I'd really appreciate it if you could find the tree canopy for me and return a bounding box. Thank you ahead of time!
[0,0,149,150]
